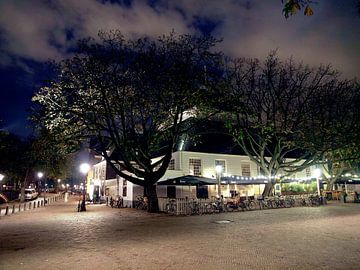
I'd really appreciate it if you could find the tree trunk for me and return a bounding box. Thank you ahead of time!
[262,182,274,197]
[325,180,332,191]
[144,183,159,213]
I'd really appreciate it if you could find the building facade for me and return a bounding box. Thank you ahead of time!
[88,150,321,207]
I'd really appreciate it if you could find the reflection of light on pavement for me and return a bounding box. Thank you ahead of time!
[65,192,68,202]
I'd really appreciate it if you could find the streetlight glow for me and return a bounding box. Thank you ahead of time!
[79,163,90,174]
[79,163,90,212]
[215,165,223,174]
[313,168,322,179]
[37,172,44,178]
[0,174,4,181]
[313,168,322,196]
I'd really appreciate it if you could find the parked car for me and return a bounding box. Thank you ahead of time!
[21,189,39,200]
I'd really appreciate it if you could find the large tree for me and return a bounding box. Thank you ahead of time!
[32,31,223,212]
[302,78,360,189]
[221,53,358,196]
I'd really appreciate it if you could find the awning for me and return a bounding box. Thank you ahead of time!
[157,175,218,186]
[220,177,269,185]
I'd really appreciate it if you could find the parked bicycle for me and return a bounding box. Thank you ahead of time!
[186,199,200,215]
[257,197,273,210]
[238,198,257,211]
[165,199,177,215]
[134,196,148,210]
[208,198,225,213]
[109,196,123,208]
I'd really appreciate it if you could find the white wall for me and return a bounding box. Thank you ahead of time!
[95,150,322,202]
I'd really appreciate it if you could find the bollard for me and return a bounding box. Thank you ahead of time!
[38,201,40,207]
[12,205,15,214]
[34,201,36,208]
[19,204,21,212]
[5,206,9,215]
[29,203,31,210]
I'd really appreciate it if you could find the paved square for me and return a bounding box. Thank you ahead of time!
[1,197,359,269]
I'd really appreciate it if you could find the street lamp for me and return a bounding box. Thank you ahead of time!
[0,174,4,191]
[215,165,223,199]
[313,168,322,196]
[79,163,90,212]
[37,172,46,203]
[57,179,61,192]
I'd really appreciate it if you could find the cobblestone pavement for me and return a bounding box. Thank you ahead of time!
[0,196,359,270]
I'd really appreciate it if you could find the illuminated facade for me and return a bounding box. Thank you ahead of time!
[89,150,321,207]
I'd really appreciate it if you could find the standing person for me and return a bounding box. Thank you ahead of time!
[354,191,359,203]
[343,191,348,203]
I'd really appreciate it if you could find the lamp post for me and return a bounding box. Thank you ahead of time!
[79,163,90,212]
[313,168,322,196]
[0,174,4,191]
[57,179,61,192]
[215,165,223,199]
[37,172,44,203]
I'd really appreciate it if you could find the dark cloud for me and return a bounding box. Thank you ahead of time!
[0,0,359,135]
[0,0,358,76]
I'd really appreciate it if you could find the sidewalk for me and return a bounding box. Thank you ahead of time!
[0,192,66,217]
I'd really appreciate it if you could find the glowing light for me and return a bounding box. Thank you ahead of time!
[313,169,322,178]
[215,165,223,174]
[79,163,90,174]
[37,172,44,178]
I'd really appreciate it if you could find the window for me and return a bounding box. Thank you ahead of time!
[196,186,209,199]
[122,180,127,197]
[189,159,202,176]
[215,160,226,175]
[100,164,106,180]
[305,167,311,177]
[230,190,238,198]
[167,186,176,198]
[168,159,175,170]
[241,164,251,177]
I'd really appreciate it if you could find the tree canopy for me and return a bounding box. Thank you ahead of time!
[32,31,224,211]
[219,53,359,196]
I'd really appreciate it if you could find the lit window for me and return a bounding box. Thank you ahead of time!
[189,159,202,176]
[241,164,251,177]
[168,159,175,170]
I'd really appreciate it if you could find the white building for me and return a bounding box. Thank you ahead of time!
[88,150,320,207]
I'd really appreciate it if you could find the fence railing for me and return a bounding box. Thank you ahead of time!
[0,193,65,218]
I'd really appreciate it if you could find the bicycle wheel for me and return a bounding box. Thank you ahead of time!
[248,201,256,210]
[205,203,214,214]
[284,199,291,208]
[269,200,277,209]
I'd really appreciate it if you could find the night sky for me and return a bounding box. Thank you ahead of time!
[0,0,359,136]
